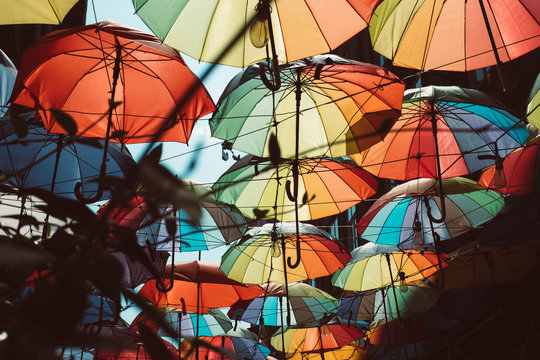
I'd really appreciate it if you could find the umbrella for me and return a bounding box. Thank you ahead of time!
[0,49,16,117]
[181,328,271,360]
[212,156,377,221]
[220,222,350,284]
[101,182,246,252]
[0,0,78,25]
[337,286,439,324]
[82,294,118,326]
[228,282,338,327]
[351,86,529,181]
[479,137,540,194]
[0,114,135,201]
[271,323,364,355]
[138,261,264,313]
[528,73,540,127]
[131,0,382,68]
[94,338,177,360]
[356,177,505,247]
[331,248,449,292]
[369,0,540,72]
[286,342,367,360]
[110,249,169,289]
[131,308,232,338]
[211,55,404,159]
[10,20,214,202]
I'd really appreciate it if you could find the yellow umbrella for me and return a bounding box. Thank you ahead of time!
[287,342,367,360]
[0,0,79,25]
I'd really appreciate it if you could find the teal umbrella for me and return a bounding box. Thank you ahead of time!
[0,49,16,117]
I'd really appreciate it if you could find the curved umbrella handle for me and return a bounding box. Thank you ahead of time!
[74,180,106,204]
[155,237,176,293]
[425,187,446,224]
[286,237,301,269]
[259,59,281,91]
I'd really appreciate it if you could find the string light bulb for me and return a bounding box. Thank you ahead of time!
[413,217,423,248]
[398,271,408,293]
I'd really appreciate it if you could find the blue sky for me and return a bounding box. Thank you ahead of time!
[86,0,242,185]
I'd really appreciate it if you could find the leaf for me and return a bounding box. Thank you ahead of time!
[110,130,127,141]
[51,109,78,136]
[3,214,40,229]
[8,109,28,138]
[268,132,281,167]
[138,324,176,360]
[253,208,269,219]
[145,144,163,164]
[165,216,177,237]
[72,137,103,148]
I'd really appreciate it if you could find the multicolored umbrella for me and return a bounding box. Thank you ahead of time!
[351,86,529,181]
[331,249,449,292]
[132,0,381,67]
[211,55,404,159]
[228,282,338,327]
[356,177,505,247]
[528,73,540,128]
[94,337,177,360]
[220,222,350,284]
[138,261,264,313]
[271,323,364,355]
[369,0,540,71]
[0,114,135,201]
[286,342,367,360]
[0,0,78,25]
[131,308,232,338]
[181,328,271,360]
[213,156,377,221]
[0,49,16,117]
[479,138,540,194]
[101,182,246,252]
[337,287,439,324]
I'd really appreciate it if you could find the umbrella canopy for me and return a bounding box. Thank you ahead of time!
[337,287,439,324]
[357,177,505,247]
[211,55,404,159]
[228,282,338,327]
[528,73,540,127]
[479,138,540,194]
[132,0,381,67]
[101,184,246,252]
[0,49,16,117]
[286,342,367,360]
[181,328,271,360]
[0,114,135,201]
[138,261,264,313]
[369,0,540,71]
[131,308,232,338]
[110,249,169,289]
[0,0,78,25]
[331,248,449,292]
[10,20,215,144]
[94,338,177,360]
[271,323,364,355]
[220,222,351,284]
[351,86,529,180]
[82,294,118,325]
[213,156,377,221]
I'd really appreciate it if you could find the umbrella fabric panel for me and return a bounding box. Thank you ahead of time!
[370,0,540,71]
[10,20,215,144]
[133,0,379,67]
[0,50,16,117]
[0,0,78,25]
[528,73,540,127]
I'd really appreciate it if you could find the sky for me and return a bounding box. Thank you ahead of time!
[85,0,242,262]
[86,0,243,185]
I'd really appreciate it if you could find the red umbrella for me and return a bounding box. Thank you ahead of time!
[478,138,540,194]
[138,261,264,313]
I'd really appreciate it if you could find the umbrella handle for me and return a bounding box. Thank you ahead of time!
[286,238,301,269]
[74,180,107,204]
[156,238,176,293]
[259,60,281,91]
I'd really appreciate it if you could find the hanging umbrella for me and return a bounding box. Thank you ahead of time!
[9,20,214,203]
[337,287,439,324]
[213,156,377,221]
[94,338,177,360]
[138,261,264,313]
[369,0,540,72]
[351,86,529,181]
[181,328,271,360]
[82,294,118,325]
[131,0,381,68]
[356,177,505,247]
[110,249,169,289]
[479,137,540,194]
[331,248,449,292]
[220,222,350,284]
[101,182,246,252]
[271,323,364,355]
[286,342,367,360]
[528,73,540,128]
[0,114,135,201]
[228,282,338,327]
[0,49,16,117]
[0,0,78,25]
[211,54,404,159]
[131,308,232,338]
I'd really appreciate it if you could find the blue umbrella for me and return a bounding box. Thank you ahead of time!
[0,49,16,117]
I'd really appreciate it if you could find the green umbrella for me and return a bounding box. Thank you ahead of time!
[528,73,540,128]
